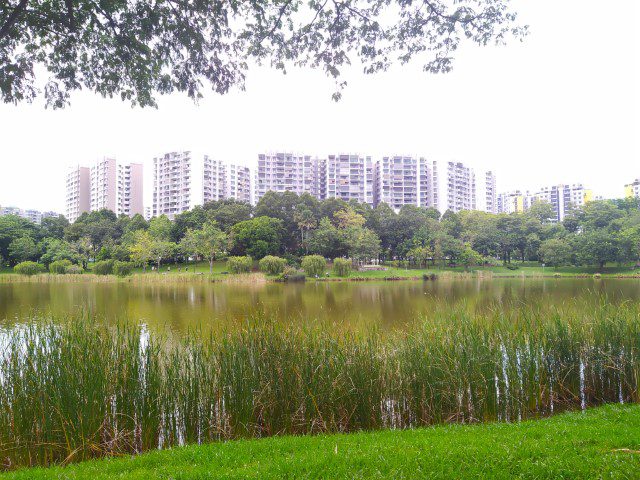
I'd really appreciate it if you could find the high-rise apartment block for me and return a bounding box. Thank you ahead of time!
[67,158,143,222]
[498,183,596,221]
[152,151,194,219]
[65,166,91,223]
[375,156,426,211]
[255,153,325,203]
[203,157,252,204]
[531,184,593,222]
[625,179,640,198]
[118,162,144,217]
[497,191,530,214]
[227,164,251,203]
[326,154,375,206]
[0,206,60,224]
[432,161,476,213]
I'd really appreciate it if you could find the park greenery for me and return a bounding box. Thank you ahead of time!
[1,194,640,277]
[0,0,525,107]
[0,299,639,469]
[2,405,638,479]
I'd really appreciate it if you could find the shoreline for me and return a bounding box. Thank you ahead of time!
[1,270,639,284]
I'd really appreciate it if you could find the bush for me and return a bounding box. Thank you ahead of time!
[113,261,134,277]
[49,259,73,274]
[505,263,519,271]
[301,255,327,277]
[227,256,253,274]
[65,265,84,275]
[333,258,352,277]
[14,261,45,276]
[279,266,306,282]
[259,255,287,276]
[92,260,115,275]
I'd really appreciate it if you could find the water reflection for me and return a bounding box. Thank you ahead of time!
[0,278,639,333]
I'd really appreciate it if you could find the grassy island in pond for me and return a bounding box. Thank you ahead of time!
[3,405,639,479]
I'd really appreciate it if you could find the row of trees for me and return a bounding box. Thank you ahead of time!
[2,193,640,272]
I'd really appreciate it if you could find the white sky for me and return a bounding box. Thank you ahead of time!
[0,0,638,213]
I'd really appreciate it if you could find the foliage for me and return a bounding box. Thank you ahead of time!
[0,301,639,469]
[231,216,284,259]
[49,259,73,274]
[92,260,114,275]
[0,0,526,107]
[8,236,38,264]
[259,256,287,276]
[301,255,327,277]
[227,256,253,274]
[332,258,352,277]
[113,261,134,277]
[13,261,45,275]
[64,265,84,275]
[539,239,572,268]
[129,230,154,271]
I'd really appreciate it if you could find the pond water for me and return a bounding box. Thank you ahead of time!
[1,278,639,332]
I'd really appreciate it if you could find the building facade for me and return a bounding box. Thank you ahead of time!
[227,163,252,204]
[478,171,497,214]
[152,151,194,219]
[326,154,375,206]
[65,166,91,223]
[118,162,144,217]
[203,158,252,205]
[497,191,529,214]
[90,157,118,213]
[0,206,60,224]
[255,153,325,204]
[432,161,476,213]
[625,179,640,198]
[531,183,593,222]
[86,157,144,217]
[375,156,423,211]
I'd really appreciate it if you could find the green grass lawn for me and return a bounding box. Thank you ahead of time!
[323,262,640,279]
[3,404,639,479]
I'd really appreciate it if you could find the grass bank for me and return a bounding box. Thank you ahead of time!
[1,300,639,469]
[3,404,639,479]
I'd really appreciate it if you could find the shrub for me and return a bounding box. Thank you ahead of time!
[14,261,45,276]
[113,261,134,277]
[279,266,306,282]
[65,265,84,275]
[259,255,287,276]
[301,255,326,277]
[227,256,253,274]
[333,258,352,277]
[49,259,73,274]
[505,263,519,271]
[92,260,115,275]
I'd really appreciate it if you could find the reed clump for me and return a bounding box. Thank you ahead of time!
[0,299,638,469]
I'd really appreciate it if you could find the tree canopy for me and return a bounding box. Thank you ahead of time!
[0,0,526,107]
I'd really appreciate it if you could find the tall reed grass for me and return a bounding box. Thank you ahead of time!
[0,299,638,469]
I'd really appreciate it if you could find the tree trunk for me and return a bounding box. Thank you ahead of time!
[209,258,214,274]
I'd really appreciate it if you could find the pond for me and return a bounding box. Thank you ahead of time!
[1,278,639,332]
[1,277,639,469]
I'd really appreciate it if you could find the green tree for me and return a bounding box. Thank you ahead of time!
[0,214,37,261]
[40,238,79,267]
[196,222,229,274]
[129,230,154,272]
[40,215,70,240]
[346,226,381,264]
[301,255,327,277]
[538,238,572,268]
[231,216,284,259]
[307,217,345,258]
[0,0,524,107]
[203,199,253,231]
[574,230,621,271]
[7,236,38,264]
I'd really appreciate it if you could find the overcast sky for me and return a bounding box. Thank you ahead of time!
[0,0,638,213]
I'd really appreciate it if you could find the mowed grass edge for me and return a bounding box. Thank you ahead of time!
[3,404,640,480]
